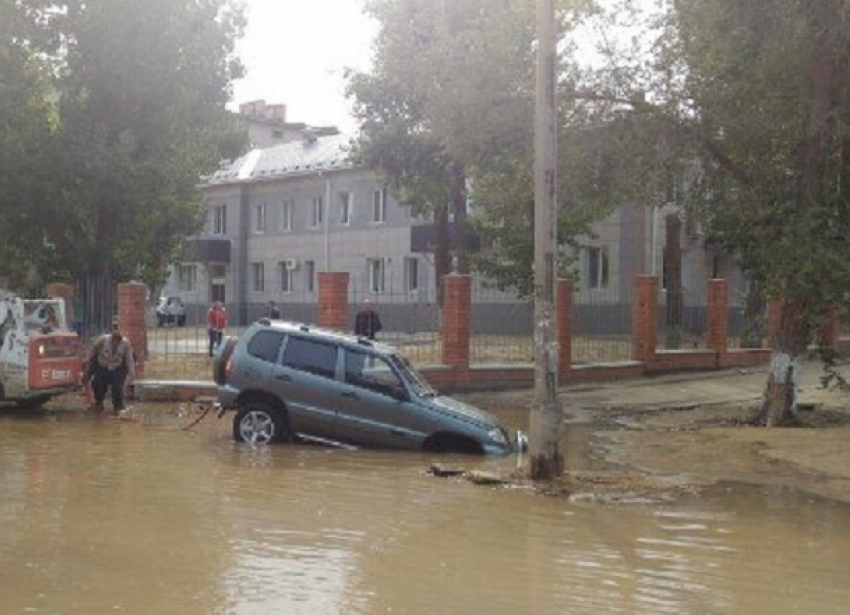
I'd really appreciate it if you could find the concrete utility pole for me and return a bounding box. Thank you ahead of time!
[530,0,564,480]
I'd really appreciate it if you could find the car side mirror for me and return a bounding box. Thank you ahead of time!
[389,384,408,401]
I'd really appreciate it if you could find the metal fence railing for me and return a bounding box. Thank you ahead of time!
[139,281,772,380]
[469,286,533,364]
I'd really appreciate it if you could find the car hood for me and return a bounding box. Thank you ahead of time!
[428,395,501,428]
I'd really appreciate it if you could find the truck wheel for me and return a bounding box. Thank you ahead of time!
[177,315,186,327]
[233,401,290,445]
[16,395,51,410]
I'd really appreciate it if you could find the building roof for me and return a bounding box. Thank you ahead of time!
[203,133,358,187]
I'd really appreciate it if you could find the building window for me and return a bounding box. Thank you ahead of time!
[280,200,294,232]
[339,192,352,226]
[305,260,315,293]
[251,262,265,293]
[279,262,293,293]
[311,196,324,228]
[254,203,266,233]
[404,257,419,292]
[368,258,385,293]
[177,264,196,292]
[372,187,387,223]
[213,204,227,235]
[587,247,609,290]
[209,264,226,279]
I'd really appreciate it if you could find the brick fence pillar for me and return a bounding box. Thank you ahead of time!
[46,283,74,330]
[317,272,350,332]
[818,306,840,350]
[767,297,783,349]
[117,282,147,377]
[557,279,573,384]
[632,275,658,364]
[707,278,729,358]
[441,274,471,370]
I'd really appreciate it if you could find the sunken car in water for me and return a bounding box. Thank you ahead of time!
[213,319,524,455]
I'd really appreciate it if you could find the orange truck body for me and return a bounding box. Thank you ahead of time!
[0,294,82,407]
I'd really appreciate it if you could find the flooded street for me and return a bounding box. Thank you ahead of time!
[2,405,850,615]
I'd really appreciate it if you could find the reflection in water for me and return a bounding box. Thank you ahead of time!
[1,410,850,614]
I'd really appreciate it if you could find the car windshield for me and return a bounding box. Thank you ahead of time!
[389,353,437,397]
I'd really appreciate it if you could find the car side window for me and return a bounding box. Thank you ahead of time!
[247,331,285,363]
[344,349,403,397]
[281,336,337,379]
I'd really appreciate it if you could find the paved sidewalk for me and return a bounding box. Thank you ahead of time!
[562,360,834,410]
[135,359,845,410]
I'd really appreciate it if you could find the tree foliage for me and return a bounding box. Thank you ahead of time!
[646,0,850,422]
[348,0,546,298]
[0,0,60,290]
[349,0,689,297]
[0,0,246,290]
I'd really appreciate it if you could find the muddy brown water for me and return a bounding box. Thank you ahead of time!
[2,404,850,615]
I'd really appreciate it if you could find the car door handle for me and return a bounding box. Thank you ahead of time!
[341,391,359,399]
[275,374,293,382]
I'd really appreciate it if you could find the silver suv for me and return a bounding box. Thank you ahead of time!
[213,319,523,455]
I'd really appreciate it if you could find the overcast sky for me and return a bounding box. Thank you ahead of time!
[230,0,378,133]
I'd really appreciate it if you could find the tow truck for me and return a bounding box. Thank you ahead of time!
[0,291,82,408]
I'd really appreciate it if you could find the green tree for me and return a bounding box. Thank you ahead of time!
[0,0,60,290]
[653,0,850,424]
[347,0,541,304]
[53,0,245,284]
[0,0,246,296]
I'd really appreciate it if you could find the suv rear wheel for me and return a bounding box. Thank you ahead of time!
[233,401,290,445]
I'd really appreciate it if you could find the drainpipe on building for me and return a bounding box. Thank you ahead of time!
[324,176,332,271]
[651,205,659,275]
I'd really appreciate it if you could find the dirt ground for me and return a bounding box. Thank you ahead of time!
[458,383,850,505]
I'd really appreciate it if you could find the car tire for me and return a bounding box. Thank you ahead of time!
[233,401,290,445]
[157,314,165,327]
[422,433,483,455]
[177,315,186,327]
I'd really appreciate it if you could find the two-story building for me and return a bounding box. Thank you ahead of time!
[163,103,747,337]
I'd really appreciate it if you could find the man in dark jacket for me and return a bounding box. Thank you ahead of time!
[354,299,382,340]
[86,318,135,415]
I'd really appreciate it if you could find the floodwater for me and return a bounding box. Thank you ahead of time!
[1,406,850,615]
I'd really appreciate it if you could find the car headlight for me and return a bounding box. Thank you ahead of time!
[488,428,508,445]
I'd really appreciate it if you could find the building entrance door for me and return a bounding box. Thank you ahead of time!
[209,264,226,304]
[211,283,225,304]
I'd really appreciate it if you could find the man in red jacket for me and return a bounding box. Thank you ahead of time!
[207,302,227,357]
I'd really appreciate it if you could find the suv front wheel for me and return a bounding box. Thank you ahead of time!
[233,401,290,445]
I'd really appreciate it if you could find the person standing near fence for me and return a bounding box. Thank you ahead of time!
[354,298,382,340]
[86,317,135,415]
[264,300,281,320]
[207,301,227,357]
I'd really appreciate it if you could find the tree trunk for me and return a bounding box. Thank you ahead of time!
[760,10,837,427]
[741,280,766,348]
[451,162,469,275]
[663,213,683,348]
[760,298,810,426]
[434,202,450,309]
